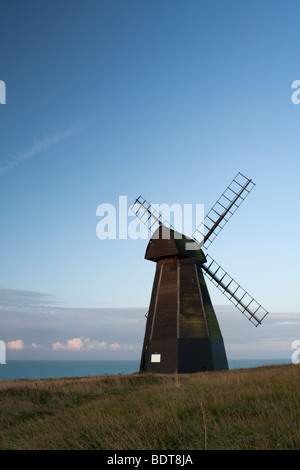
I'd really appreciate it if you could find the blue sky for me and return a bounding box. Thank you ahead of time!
[0,0,300,362]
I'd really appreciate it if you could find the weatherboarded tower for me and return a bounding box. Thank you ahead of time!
[139,226,228,374]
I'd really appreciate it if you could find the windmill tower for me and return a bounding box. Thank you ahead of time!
[132,172,268,374]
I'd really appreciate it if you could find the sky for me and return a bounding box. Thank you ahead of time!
[0,0,300,363]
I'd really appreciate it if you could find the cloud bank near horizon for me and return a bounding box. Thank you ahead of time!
[52,337,121,352]
[1,286,300,360]
[0,286,145,359]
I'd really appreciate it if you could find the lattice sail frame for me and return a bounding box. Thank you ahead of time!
[131,196,174,234]
[132,172,269,327]
[192,172,255,249]
[190,172,268,327]
[202,255,268,326]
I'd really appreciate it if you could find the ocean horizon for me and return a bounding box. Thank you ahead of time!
[0,358,292,381]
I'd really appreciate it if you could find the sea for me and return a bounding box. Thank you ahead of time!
[0,358,292,381]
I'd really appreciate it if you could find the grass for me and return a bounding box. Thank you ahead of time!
[0,364,300,450]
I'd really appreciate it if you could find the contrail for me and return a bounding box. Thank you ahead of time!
[0,124,80,176]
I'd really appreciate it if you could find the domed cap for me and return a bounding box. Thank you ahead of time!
[145,225,206,263]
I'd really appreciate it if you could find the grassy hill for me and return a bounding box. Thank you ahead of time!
[0,364,299,450]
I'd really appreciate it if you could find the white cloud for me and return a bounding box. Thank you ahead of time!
[66,338,84,351]
[51,336,119,352]
[52,342,65,351]
[7,339,24,350]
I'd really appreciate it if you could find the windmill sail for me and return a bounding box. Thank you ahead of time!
[131,196,174,234]
[133,172,268,331]
[202,254,268,326]
[192,172,255,249]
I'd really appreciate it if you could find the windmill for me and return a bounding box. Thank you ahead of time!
[132,172,268,374]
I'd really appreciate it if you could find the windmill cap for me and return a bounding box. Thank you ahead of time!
[145,225,206,263]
